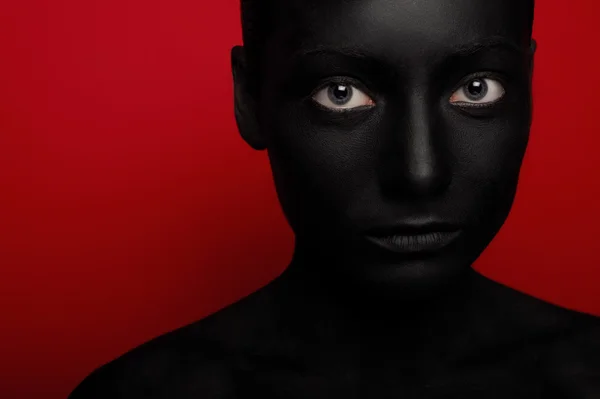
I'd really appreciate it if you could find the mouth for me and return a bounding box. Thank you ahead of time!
[363,223,461,254]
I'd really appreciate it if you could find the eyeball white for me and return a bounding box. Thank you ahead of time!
[313,83,375,110]
[450,78,505,105]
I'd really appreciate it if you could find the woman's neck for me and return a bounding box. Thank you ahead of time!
[269,241,484,343]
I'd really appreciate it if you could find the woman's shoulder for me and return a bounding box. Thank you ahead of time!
[67,283,281,399]
[471,273,599,339]
[471,275,600,391]
[538,307,600,396]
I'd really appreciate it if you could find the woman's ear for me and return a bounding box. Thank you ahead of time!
[231,45,267,150]
[529,38,537,77]
[529,38,537,123]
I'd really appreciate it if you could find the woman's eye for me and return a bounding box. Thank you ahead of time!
[312,83,375,111]
[449,78,505,106]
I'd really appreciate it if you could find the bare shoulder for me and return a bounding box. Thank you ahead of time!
[540,307,600,397]
[68,283,280,399]
[473,274,599,339]
[476,275,600,395]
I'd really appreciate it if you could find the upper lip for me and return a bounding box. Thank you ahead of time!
[364,221,460,237]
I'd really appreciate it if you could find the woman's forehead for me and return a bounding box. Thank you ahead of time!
[265,0,530,64]
[272,0,530,41]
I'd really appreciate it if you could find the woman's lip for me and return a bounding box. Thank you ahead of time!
[364,230,461,254]
[364,222,459,236]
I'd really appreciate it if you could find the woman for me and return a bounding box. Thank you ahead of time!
[69,0,600,397]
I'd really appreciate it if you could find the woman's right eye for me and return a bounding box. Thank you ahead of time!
[312,82,375,111]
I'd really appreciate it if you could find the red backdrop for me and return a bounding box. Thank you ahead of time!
[0,1,599,398]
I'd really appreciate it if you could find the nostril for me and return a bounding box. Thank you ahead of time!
[399,153,450,197]
[379,157,451,199]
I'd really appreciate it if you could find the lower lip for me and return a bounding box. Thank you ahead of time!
[364,231,460,254]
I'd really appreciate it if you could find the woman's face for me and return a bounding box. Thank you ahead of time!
[247,0,534,296]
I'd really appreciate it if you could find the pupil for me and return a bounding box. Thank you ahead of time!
[465,79,487,100]
[328,84,352,105]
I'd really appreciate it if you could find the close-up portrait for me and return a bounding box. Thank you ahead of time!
[1,0,599,398]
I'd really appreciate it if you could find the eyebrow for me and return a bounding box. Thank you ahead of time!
[288,36,525,63]
[450,36,525,57]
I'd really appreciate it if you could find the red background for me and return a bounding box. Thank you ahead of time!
[1,1,599,398]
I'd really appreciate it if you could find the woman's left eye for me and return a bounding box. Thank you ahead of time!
[449,78,505,106]
[312,83,375,111]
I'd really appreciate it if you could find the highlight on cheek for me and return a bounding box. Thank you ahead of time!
[312,82,375,111]
[449,77,505,106]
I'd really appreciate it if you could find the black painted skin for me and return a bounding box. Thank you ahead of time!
[69,0,600,397]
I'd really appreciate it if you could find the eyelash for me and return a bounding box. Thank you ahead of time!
[309,72,507,111]
[310,76,375,101]
[451,71,506,94]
